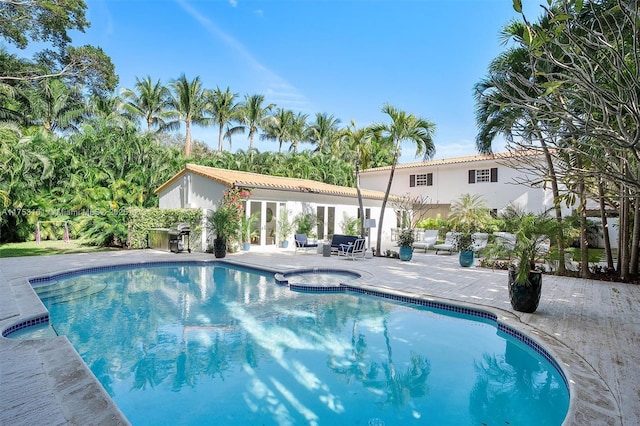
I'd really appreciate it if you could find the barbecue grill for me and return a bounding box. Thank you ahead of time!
[169,223,191,253]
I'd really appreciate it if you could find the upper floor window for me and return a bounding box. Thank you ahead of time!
[476,169,491,182]
[469,168,498,183]
[409,173,433,187]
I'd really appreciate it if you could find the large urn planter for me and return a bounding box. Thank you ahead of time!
[242,242,251,251]
[459,250,475,267]
[508,269,542,313]
[214,238,227,258]
[399,246,413,261]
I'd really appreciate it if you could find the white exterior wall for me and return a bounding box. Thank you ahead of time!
[361,158,573,216]
[157,173,227,210]
[157,172,397,251]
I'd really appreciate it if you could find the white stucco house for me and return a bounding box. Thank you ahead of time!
[359,151,573,217]
[154,164,398,251]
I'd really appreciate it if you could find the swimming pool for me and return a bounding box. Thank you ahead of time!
[31,263,569,425]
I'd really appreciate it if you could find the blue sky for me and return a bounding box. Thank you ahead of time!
[69,0,541,163]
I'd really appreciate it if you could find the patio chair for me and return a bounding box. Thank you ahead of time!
[337,237,366,260]
[471,232,489,254]
[294,233,318,253]
[413,230,438,252]
[493,232,517,256]
[434,231,459,255]
[564,252,580,272]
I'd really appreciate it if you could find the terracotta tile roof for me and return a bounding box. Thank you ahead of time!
[154,164,390,200]
[361,150,544,173]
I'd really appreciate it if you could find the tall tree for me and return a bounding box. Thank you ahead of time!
[237,94,274,150]
[169,74,210,157]
[308,112,341,153]
[288,112,309,153]
[261,107,294,153]
[21,78,84,133]
[208,86,242,152]
[0,1,117,94]
[474,16,570,275]
[121,76,176,133]
[341,120,373,237]
[370,104,436,256]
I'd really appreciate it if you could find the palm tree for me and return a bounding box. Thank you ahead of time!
[121,75,176,133]
[208,86,242,152]
[169,74,211,157]
[85,93,132,128]
[21,78,84,133]
[341,120,374,236]
[448,193,492,232]
[261,107,294,153]
[237,94,274,150]
[288,112,309,153]
[370,104,436,256]
[474,16,570,274]
[308,112,341,153]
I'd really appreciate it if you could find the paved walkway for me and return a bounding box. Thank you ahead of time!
[1,247,638,425]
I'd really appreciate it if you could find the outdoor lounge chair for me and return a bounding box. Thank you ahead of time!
[413,230,438,252]
[493,232,517,253]
[434,231,459,255]
[337,237,366,260]
[471,232,489,254]
[294,234,318,253]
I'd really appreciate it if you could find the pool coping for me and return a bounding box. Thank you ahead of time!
[1,256,620,425]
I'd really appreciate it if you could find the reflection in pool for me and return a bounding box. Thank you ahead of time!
[33,263,569,425]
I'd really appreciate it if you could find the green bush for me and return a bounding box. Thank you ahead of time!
[127,208,202,249]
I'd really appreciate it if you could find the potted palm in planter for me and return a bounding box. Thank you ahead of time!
[447,194,491,268]
[277,208,294,248]
[207,207,237,258]
[397,229,415,261]
[508,211,557,313]
[240,213,259,251]
[453,230,476,267]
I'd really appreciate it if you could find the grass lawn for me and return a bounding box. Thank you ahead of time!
[0,239,118,258]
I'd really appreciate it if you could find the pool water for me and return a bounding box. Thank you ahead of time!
[33,264,569,425]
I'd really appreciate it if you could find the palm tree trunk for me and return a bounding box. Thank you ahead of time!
[218,126,224,152]
[376,145,399,256]
[185,119,192,157]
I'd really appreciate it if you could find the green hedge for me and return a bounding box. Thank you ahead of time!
[127,208,203,249]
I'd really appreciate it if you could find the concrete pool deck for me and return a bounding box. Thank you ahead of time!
[1,247,638,425]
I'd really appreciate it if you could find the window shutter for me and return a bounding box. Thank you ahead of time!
[491,167,498,182]
[409,174,415,187]
[427,173,433,186]
[468,170,476,184]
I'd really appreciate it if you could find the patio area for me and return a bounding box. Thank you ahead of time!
[1,246,638,425]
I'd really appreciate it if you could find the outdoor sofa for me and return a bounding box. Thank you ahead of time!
[329,234,359,255]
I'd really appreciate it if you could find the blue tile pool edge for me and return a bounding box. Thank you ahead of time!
[1,313,50,338]
[8,260,570,411]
